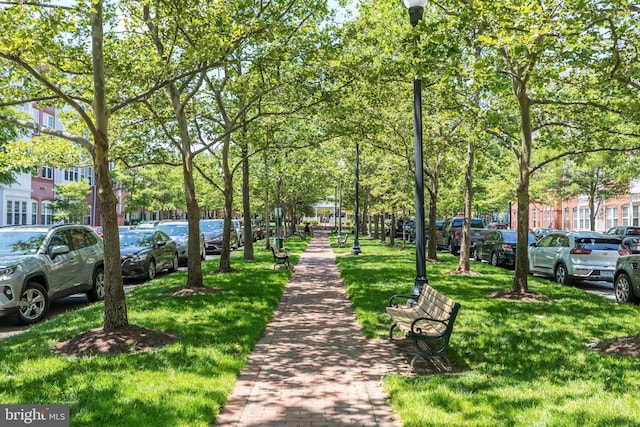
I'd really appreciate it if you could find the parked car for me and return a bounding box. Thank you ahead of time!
[613,255,640,303]
[606,226,640,238]
[436,217,490,255]
[200,219,238,254]
[119,229,178,280]
[91,226,104,237]
[486,222,509,230]
[0,224,105,324]
[620,235,640,254]
[253,221,265,240]
[157,220,205,265]
[474,229,537,268]
[136,220,160,229]
[231,219,244,247]
[528,231,624,285]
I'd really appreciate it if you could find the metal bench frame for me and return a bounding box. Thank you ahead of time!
[386,285,461,369]
[337,235,348,248]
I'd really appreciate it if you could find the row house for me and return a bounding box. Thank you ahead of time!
[0,103,128,227]
[511,180,640,233]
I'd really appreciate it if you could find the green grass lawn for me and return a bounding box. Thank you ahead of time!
[334,236,640,426]
[0,240,306,427]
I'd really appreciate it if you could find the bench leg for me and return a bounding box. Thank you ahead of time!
[411,339,452,371]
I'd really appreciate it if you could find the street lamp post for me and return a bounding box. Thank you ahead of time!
[352,142,362,255]
[404,0,428,296]
[338,159,345,238]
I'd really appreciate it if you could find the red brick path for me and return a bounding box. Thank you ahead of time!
[215,233,405,427]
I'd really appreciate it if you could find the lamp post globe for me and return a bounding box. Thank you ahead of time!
[404,0,428,296]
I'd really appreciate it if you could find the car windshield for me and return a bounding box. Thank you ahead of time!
[200,221,223,232]
[120,232,153,247]
[157,224,188,236]
[0,231,46,254]
[575,237,621,250]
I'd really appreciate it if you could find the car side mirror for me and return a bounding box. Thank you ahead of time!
[50,245,70,259]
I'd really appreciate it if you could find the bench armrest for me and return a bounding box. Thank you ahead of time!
[387,294,420,307]
[410,316,450,337]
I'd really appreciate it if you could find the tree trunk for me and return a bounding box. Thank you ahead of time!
[241,143,254,260]
[512,77,533,294]
[92,1,128,330]
[457,140,474,273]
[218,133,234,273]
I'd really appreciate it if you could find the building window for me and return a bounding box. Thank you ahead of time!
[31,202,37,225]
[6,200,28,225]
[87,206,92,225]
[606,206,618,229]
[41,202,53,225]
[579,207,590,230]
[634,205,640,226]
[564,208,570,230]
[573,208,578,230]
[41,166,53,179]
[43,113,55,129]
[623,205,630,226]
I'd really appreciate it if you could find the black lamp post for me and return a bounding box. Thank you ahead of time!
[352,142,362,255]
[404,0,428,296]
[338,159,344,238]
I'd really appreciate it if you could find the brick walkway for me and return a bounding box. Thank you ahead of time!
[215,233,406,427]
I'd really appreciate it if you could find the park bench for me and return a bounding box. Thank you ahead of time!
[386,284,461,369]
[337,234,348,248]
[271,246,291,270]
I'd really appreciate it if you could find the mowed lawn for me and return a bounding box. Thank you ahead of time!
[334,236,640,426]
[0,240,307,427]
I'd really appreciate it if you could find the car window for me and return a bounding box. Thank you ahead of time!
[575,237,621,250]
[536,235,555,247]
[470,219,485,228]
[158,224,188,235]
[155,231,170,243]
[47,230,70,253]
[0,231,46,254]
[200,221,224,232]
[69,228,93,250]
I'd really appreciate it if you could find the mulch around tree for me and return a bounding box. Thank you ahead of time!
[52,286,225,357]
[52,325,178,357]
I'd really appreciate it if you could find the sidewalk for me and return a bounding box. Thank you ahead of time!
[215,233,405,427]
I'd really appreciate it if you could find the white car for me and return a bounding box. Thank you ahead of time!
[528,231,625,285]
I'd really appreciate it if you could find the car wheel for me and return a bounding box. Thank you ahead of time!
[87,268,105,302]
[555,263,572,286]
[169,253,179,272]
[147,259,157,280]
[201,244,206,260]
[614,272,637,303]
[491,252,500,267]
[17,282,49,325]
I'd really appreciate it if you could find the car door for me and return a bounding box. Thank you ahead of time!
[154,230,174,269]
[45,229,80,295]
[68,227,102,288]
[529,234,556,274]
[533,234,565,274]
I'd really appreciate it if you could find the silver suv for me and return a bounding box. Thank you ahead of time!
[528,231,624,285]
[156,220,205,264]
[0,224,105,324]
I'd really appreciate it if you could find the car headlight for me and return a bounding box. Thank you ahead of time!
[0,265,17,278]
[130,252,148,263]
